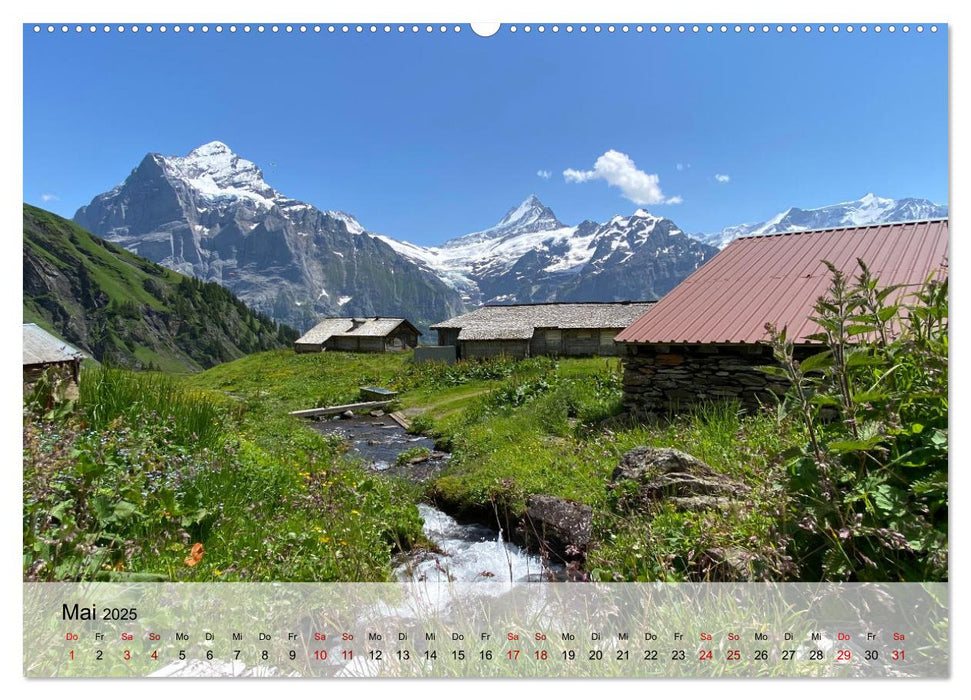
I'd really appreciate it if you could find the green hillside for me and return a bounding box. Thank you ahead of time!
[23,203,298,372]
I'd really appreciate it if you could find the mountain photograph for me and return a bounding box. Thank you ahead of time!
[68,141,948,324]
[21,19,948,631]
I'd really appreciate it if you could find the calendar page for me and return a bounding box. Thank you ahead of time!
[20,3,950,683]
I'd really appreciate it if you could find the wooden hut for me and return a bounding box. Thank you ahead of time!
[23,323,85,399]
[294,317,420,353]
[430,302,655,360]
[615,219,949,416]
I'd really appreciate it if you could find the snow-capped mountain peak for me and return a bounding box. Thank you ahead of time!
[158,141,278,208]
[444,194,565,248]
[495,194,548,228]
[373,198,714,306]
[324,210,366,235]
[74,142,467,332]
[696,193,948,249]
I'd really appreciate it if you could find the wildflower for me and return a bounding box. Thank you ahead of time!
[351,510,360,516]
[184,542,204,567]
[319,536,331,543]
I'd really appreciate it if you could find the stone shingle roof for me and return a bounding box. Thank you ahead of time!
[23,324,85,366]
[432,302,656,342]
[295,317,419,345]
[294,318,355,345]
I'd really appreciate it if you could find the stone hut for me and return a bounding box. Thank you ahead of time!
[615,219,949,416]
[23,323,85,399]
[430,302,655,360]
[294,317,420,353]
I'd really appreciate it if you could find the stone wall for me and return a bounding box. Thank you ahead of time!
[621,343,791,416]
[23,361,81,401]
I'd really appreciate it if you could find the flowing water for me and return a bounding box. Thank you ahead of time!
[311,415,559,582]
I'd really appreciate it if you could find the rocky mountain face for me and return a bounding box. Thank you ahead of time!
[377,196,719,305]
[74,142,465,331]
[696,193,949,249]
[73,142,948,325]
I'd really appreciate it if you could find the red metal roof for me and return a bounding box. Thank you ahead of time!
[615,219,949,345]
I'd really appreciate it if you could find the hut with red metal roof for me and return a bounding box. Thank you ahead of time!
[614,219,949,416]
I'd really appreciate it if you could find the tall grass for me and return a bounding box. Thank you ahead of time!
[78,367,227,448]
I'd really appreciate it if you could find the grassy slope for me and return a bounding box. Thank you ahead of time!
[189,349,411,411]
[23,203,297,372]
[187,350,798,581]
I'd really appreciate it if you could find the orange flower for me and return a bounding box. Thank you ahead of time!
[184,542,204,567]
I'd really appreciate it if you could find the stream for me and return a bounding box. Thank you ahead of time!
[311,415,559,583]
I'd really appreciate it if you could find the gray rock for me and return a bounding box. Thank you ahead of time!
[697,547,756,581]
[369,410,385,417]
[610,447,749,513]
[341,410,355,419]
[521,495,593,562]
[73,142,464,332]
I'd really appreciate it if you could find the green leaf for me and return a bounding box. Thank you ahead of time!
[872,485,901,513]
[851,390,888,404]
[877,305,900,322]
[50,499,75,522]
[112,501,137,520]
[797,351,833,374]
[810,394,841,407]
[846,324,877,336]
[846,352,885,368]
[875,285,904,303]
[827,436,886,454]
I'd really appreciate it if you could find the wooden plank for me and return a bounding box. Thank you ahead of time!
[359,386,399,401]
[388,411,411,430]
[289,400,393,418]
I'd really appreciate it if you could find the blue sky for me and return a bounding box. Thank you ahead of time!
[23,24,947,244]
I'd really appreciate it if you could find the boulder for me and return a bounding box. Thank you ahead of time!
[341,410,355,419]
[520,495,593,562]
[696,547,755,581]
[610,447,749,513]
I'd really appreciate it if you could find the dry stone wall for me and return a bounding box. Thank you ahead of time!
[622,343,791,415]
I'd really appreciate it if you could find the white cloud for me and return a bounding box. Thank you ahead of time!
[563,150,680,205]
[40,193,59,202]
[715,174,731,183]
[536,169,551,180]
[676,163,684,171]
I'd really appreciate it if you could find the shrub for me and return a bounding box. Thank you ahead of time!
[392,355,556,391]
[762,262,947,581]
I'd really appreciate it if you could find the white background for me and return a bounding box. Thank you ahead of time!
[2,1,964,698]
